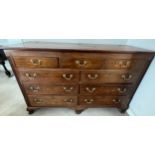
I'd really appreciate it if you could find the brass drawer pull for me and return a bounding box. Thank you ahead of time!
[115,60,131,68]
[117,88,127,93]
[25,73,37,80]
[84,99,94,104]
[62,74,74,81]
[64,98,73,103]
[33,98,43,104]
[121,74,132,81]
[30,59,42,65]
[112,99,121,104]
[29,86,40,92]
[75,60,87,67]
[87,74,98,80]
[63,86,74,92]
[85,87,96,93]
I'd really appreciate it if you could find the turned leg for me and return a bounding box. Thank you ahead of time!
[75,109,84,114]
[1,61,11,77]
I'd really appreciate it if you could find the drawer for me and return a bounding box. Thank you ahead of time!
[28,95,78,107]
[80,84,133,96]
[13,56,58,68]
[18,69,79,83]
[79,96,128,107]
[60,58,103,69]
[81,70,140,84]
[59,53,147,70]
[23,83,78,95]
[104,59,146,70]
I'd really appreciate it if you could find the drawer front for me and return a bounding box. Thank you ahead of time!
[79,96,128,107]
[18,69,79,83]
[23,83,78,95]
[13,56,58,68]
[60,58,146,70]
[60,58,103,69]
[104,59,146,70]
[80,85,133,96]
[28,95,78,106]
[59,53,147,70]
[81,70,140,84]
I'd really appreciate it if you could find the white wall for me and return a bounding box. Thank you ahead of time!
[0,39,127,45]
[22,39,128,45]
[0,39,22,45]
[127,39,155,115]
[0,39,9,45]
[127,39,155,51]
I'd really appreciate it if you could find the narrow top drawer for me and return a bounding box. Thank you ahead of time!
[13,56,58,68]
[59,57,147,70]
[60,58,103,69]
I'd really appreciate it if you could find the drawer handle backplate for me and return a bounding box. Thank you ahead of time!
[33,98,43,104]
[87,74,99,80]
[117,88,127,93]
[121,74,132,81]
[25,73,37,80]
[63,86,74,92]
[29,86,40,92]
[75,60,87,67]
[64,98,73,103]
[115,60,131,68]
[30,59,42,65]
[62,74,74,81]
[84,99,94,104]
[112,99,121,104]
[85,87,96,93]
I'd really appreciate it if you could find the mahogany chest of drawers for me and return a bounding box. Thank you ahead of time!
[4,42,154,114]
